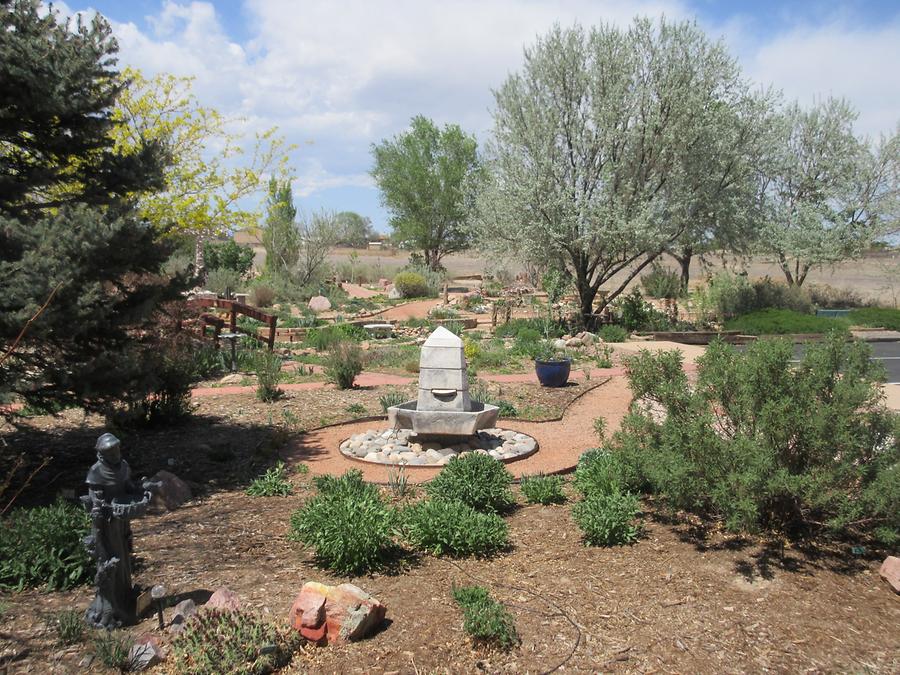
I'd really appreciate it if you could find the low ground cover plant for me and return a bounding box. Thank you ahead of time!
[290,470,394,574]
[519,474,566,504]
[172,608,296,675]
[848,307,900,331]
[598,324,628,343]
[724,308,849,334]
[452,585,518,650]
[246,462,293,496]
[401,499,509,556]
[0,499,92,591]
[612,333,899,541]
[305,323,367,351]
[323,341,365,389]
[48,609,85,645]
[426,454,515,514]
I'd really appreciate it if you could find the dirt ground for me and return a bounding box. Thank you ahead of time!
[2,374,899,674]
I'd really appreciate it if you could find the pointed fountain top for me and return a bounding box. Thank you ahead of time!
[422,325,462,348]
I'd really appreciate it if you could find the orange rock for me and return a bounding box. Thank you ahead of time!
[288,581,386,645]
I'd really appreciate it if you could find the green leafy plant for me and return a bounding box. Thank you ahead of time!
[572,491,641,546]
[614,333,899,540]
[345,402,367,416]
[305,324,367,351]
[246,462,293,497]
[290,470,394,575]
[400,499,509,556]
[724,308,849,335]
[519,474,566,505]
[640,263,682,299]
[204,239,255,277]
[427,453,515,514]
[93,631,134,671]
[0,499,92,591]
[172,608,296,675]
[204,267,244,295]
[378,390,407,412]
[598,324,628,343]
[451,585,518,650]
[253,350,283,402]
[848,307,900,331]
[393,271,429,298]
[592,418,606,442]
[573,449,634,497]
[48,609,85,645]
[323,341,365,389]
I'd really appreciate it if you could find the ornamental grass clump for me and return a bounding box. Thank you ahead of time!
[400,499,509,557]
[612,332,900,542]
[426,453,514,514]
[323,341,365,389]
[172,608,297,675]
[253,349,283,402]
[0,499,92,591]
[452,585,518,650]
[290,470,394,575]
[519,474,566,505]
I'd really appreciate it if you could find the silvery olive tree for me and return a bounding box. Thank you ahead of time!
[759,98,899,286]
[471,19,763,325]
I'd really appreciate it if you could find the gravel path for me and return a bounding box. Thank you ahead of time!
[340,282,382,298]
[281,376,633,482]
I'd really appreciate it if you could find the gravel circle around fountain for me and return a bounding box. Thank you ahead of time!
[340,427,539,466]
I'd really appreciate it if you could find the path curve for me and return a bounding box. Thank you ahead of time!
[281,376,633,483]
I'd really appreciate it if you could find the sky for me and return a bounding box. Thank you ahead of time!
[50,0,900,233]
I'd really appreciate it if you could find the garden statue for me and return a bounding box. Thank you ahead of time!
[83,433,158,629]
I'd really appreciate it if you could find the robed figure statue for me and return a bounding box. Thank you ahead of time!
[83,433,157,629]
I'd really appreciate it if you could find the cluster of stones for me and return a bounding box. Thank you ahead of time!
[340,427,538,465]
[553,330,601,350]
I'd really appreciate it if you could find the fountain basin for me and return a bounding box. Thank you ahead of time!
[387,400,499,436]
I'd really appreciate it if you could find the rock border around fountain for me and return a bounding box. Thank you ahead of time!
[339,428,539,466]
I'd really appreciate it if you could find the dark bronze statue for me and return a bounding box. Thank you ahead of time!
[83,433,157,629]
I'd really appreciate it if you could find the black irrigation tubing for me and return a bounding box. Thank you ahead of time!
[442,558,583,674]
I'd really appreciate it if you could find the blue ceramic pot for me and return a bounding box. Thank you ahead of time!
[534,358,571,387]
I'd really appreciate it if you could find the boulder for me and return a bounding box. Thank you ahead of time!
[128,634,165,671]
[387,286,402,300]
[580,332,595,346]
[205,587,241,611]
[149,470,192,512]
[565,337,583,348]
[553,339,567,350]
[308,295,332,312]
[879,556,900,594]
[378,278,391,288]
[168,599,197,634]
[289,581,386,645]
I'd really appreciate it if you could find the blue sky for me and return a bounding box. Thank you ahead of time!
[54,1,900,233]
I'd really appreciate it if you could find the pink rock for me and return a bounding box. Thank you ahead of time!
[168,598,197,634]
[307,295,332,312]
[149,470,192,512]
[288,581,386,645]
[129,634,165,670]
[378,278,390,288]
[879,556,900,594]
[205,587,241,611]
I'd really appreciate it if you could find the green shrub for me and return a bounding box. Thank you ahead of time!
[697,273,814,323]
[246,462,293,496]
[191,344,228,379]
[48,609,85,645]
[614,334,899,540]
[394,271,429,298]
[323,341,365,389]
[615,288,672,331]
[573,449,634,497]
[253,350,283,402]
[520,474,566,504]
[572,491,641,546]
[400,499,508,556]
[111,342,197,427]
[305,323,367,351]
[640,263,682,299]
[204,267,244,295]
[494,318,564,339]
[204,240,255,277]
[452,586,518,650]
[848,307,900,331]
[427,453,514,513]
[0,499,92,591]
[598,324,628,342]
[290,471,394,575]
[808,284,867,309]
[172,608,296,675]
[724,309,849,335]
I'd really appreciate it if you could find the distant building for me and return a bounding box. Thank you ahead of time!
[233,229,266,270]
[367,240,384,250]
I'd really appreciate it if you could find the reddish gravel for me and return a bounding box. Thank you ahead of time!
[282,376,633,482]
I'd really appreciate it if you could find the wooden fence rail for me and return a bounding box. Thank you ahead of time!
[186,298,278,350]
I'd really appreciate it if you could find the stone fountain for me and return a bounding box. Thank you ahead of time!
[387,326,498,435]
[339,327,537,466]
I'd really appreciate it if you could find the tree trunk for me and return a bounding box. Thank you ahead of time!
[578,285,600,330]
[678,249,692,294]
[194,234,206,285]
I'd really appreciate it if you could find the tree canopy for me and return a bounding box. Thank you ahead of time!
[334,211,375,248]
[1,0,184,414]
[372,115,479,269]
[758,98,899,286]
[471,19,772,324]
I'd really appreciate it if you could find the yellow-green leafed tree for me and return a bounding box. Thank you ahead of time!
[110,67,291,271]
